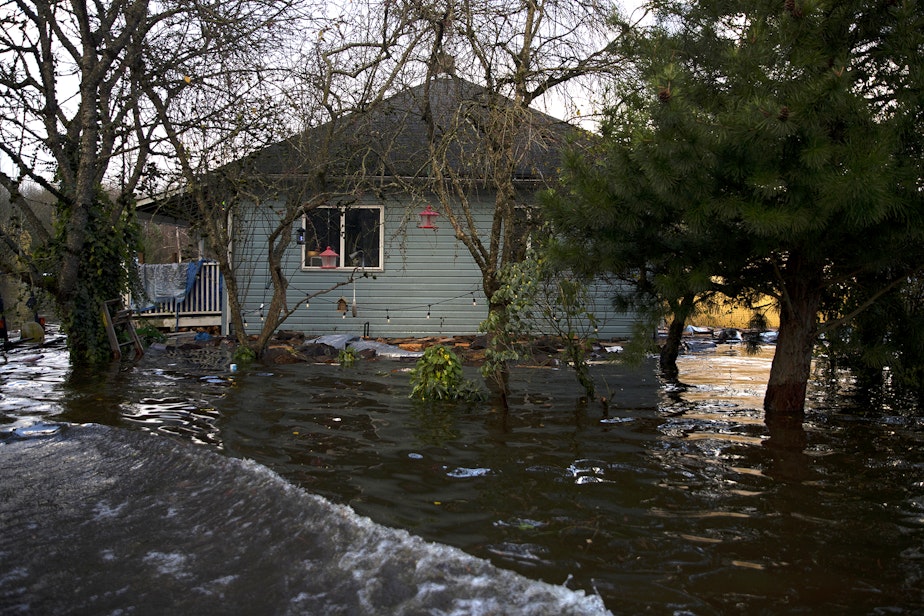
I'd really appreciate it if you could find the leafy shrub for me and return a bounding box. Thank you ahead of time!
[480,241,599,399]
[134,322,166,346]
[338,347,357,367]
[410,345,484,402]
[233,344,256,364]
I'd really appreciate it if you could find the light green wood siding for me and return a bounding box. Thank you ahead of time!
[233,196,637,341]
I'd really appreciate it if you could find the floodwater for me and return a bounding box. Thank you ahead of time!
[1,332,923,614]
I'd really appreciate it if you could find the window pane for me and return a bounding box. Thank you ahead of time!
[305,208,340,267]
[344,208,380,268]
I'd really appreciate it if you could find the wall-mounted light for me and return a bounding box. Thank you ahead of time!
[319,246,339,269]
[418,205,439,229]
[295,227,306,245]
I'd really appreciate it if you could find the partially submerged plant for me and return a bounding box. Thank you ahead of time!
[135,322,166,347]
[338,347,357,368]
[232,344,256,364]
[410,345,484,402]
[481,240,601,400]
[479,254,538,397]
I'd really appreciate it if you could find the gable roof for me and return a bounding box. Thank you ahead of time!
[137,78,585,221]
[243,77,583,186]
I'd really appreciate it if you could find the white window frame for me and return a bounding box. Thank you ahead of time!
[301,205,384,271]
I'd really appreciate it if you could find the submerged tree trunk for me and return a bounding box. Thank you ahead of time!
[764,258,822,419]
[660,293,696,379]
[483,294,511,398]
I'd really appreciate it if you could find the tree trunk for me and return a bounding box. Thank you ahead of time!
[764,263,822,419]
[482,296,511,405]
[253,223,291,356]
[221,263,248,343]
[660,293,696,379]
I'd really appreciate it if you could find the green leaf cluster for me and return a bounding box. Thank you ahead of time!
[135,322,166,347]
[338,347,357,368]
[479,256,542,383]
[479,242,601,398]
[232,344,257,364]
[410,345,484,402]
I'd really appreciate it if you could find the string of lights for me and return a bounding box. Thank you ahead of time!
[295,288,481,315]
[241,288,482,326]
[243,215,481,325]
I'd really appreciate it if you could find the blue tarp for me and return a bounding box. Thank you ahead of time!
[135,260,208,311]
[307,335,424,359]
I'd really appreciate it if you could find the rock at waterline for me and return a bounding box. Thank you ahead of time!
[19,320,44,343]
[0,424,612,616]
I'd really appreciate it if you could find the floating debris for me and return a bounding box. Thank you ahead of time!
[446,467,491,478]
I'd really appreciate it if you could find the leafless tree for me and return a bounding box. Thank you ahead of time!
[0,0,300,364]
[411,0,625,391]
[136,0,625,365]
[145,0,440,355]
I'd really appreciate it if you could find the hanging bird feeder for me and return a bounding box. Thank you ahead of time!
[336,297,348,314]
[417,205,439,229]
[319,246,339,269]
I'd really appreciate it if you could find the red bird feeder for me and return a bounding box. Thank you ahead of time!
[319,246,339,269]
[417,205,439,229]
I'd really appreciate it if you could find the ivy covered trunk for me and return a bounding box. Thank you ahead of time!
[54,195,139,367]
[482,293,512,400]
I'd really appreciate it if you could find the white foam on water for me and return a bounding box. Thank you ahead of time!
[142,551,191,579]
[192,574,239,597]
[0,425,612,616]
[445,466,492,478]
[238,458,611,615]
[92,500,127,520]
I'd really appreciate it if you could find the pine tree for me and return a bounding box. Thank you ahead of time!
[550,0,924,418]
[544,92,739,377]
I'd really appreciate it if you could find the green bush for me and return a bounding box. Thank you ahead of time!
[338,347,357,367]
[135,322,166,346]
[410,345,484,402]
[233,344,256,364]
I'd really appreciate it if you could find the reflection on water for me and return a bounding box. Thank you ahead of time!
[2,337,923,614]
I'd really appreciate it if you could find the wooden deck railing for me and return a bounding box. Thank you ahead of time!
[132,261,223,329]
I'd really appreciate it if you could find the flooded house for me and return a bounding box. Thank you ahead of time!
[139,78,635,341]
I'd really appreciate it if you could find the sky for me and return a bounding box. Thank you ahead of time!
[1,0,655,181]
